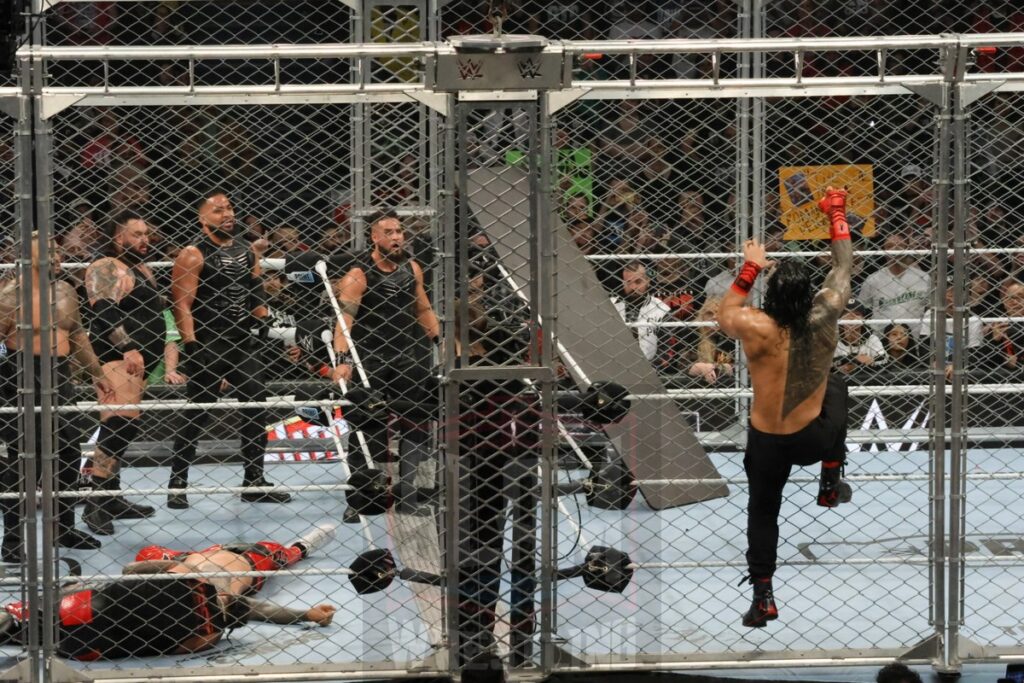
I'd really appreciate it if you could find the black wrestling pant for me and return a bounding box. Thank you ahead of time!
[745,373,848,579]
[456,389,539,667]
[0,354,82,551]
[169,336,269,483]
[348,351,434,507]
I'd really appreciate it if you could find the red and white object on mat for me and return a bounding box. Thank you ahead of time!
[264,409,349,462]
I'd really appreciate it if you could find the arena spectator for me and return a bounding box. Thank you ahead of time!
[606,5,668,77]
[703,242,737,302]
[691,296,734,385]
[634,137,675,229]
[612,261,670,363]
[983,281,1024,372]
[509,0,604,40]
[883,323,923,369]
[318,224,351,256]
[920,285,986,378]
[668,4,719,78]
[622,208,664,254]
[675,189,713,255]
[597,100,647,183]
[876,663,923,683]
[593,179,639,253]
[269,224,308,257]
[858,233,930,332]
[81,109,147,174]
[143,4,187,45]
[654,256,697,322]
[52,1,119,46]
[833,305,887,374]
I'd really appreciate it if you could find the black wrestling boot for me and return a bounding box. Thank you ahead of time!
[240,477,292,504]
[82,476,115,536]
[57,528,101,551]
[740,575,778,628]
[107,473,155,519]
[342,506,361,524]
[817,460,853,508]
[167,475,189,510]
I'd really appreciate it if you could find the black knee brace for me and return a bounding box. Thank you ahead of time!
[96,416,139,462]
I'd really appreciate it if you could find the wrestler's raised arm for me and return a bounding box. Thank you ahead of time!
[814,186,853,317]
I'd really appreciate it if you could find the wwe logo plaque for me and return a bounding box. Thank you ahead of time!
[457,58,483,80]
[517,58,542,79]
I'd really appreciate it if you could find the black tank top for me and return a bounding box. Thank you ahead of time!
[121,263,167,360]
[352,253,419,359]
[89,260,166,365]
[193,237,256,341]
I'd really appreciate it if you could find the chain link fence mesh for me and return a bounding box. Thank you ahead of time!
[3,1,1024,678]
[545,87,942,661]
[16,100,439,674]
[959,88,1024,650]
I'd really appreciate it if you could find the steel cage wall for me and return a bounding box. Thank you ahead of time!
[6,26,1024,683]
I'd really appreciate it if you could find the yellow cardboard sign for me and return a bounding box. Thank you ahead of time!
[779,164,875,240]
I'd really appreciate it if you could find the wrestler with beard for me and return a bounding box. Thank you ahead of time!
[83,211,166,534]
[331,210,440,522]
[166,190,291,509]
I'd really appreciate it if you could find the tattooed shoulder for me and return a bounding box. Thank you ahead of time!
[53,280,83,332]
[86,257,130,302]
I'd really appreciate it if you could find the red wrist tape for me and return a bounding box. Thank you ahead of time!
[830,216,851,241]
[730,261,763,296]
[317,363,331,378]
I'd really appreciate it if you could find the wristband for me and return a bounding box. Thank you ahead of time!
[730,261,763,297]
[317,363,331,378]
[829,215,850,241]
[338,351,353,366]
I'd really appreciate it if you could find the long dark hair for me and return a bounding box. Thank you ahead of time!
[762,259,814,337]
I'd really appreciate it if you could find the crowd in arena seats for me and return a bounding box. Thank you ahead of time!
[6,1,1022,405]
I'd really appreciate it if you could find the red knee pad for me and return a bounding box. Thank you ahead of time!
[252,542,302,570]
[135,545,185,562]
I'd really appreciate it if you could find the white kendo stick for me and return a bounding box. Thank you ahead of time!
[320,330,376,548]
[314,260,372,390]
[313,263,378,474]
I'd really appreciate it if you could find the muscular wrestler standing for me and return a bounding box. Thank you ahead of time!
[717,187,854,627]
[0,237,114,560]
[83,211,162,534]
[331,210,440,522]
[167,190,290,508]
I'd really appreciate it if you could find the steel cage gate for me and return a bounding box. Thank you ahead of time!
[2,28,1024,683]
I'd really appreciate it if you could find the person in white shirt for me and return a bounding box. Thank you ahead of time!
[858,234,930,333]
[612,260,671,362]
[919,285,985,378]
[703,241,737,301]
[833,304,886,375]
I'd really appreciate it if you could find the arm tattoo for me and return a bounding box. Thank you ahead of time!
[57,282,104,379]
[0,281,17,339]
[236,596,307,624]
[86,259,126,303]
[122,560,178,575]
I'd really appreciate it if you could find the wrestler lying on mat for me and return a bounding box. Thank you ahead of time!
[0,525,336,659]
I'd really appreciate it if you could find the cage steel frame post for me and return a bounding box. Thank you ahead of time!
[946,43,1004,666]
[928,47,955,676]
[0,86,40,683]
